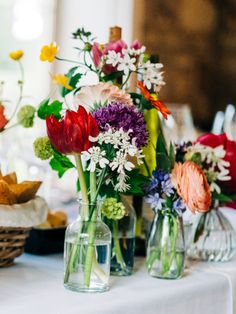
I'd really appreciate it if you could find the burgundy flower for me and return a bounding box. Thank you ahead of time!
[46,106,99,154]
[197,133,236,192]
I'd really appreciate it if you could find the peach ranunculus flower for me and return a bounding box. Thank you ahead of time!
[171,161,211,213]
[75,82,133,112]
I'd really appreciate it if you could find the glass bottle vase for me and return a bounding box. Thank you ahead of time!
[187,204,236,262]
[103,196,136,276]
[64,201,111,293]
[146,211,185,279]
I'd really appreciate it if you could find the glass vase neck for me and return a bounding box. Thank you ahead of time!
[77,200,102,221]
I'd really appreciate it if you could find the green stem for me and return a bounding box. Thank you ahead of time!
[8,60,24,122]
[84,209,97,287]
[112,220,126,271]
[74,154,88,217]
[121,72,131,89]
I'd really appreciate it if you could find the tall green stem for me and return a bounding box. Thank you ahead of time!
[8,60,24,122]
[112,220,126,270]
[74,154,88,217]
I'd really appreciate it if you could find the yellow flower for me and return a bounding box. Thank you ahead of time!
[52,74,73,90]
[40,42,58,62]
[9,50,24,61]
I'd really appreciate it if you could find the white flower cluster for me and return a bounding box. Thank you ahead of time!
[84,128,144,192]
[186,143,231,194]
[105,48,165,90]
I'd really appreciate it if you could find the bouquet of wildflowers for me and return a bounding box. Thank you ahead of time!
[174,134,236,262]
[144,129,212,277]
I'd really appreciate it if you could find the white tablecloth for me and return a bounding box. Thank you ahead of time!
[1,208,236,314]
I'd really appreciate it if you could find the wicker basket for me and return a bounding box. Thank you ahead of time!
[0,227,31,267]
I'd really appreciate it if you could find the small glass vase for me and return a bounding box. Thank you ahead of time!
[64,201,111,293]
[187,203,236,262]
[104,196,136,276]
[146,211,185,279]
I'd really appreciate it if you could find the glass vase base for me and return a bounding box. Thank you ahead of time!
[146,249,185,280]
[64,282,109,293]
[187,247,235,262]
[110,266,132,276]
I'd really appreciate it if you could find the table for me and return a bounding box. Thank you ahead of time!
[1,208,236,314]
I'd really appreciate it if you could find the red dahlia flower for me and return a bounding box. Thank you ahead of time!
[46,106,99,154]
[197,133,236,192]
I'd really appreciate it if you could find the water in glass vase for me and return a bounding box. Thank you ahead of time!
[147,247,185,279]
[64,237,111,293]
[111,237,135,276]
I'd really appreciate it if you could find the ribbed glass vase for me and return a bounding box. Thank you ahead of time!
[187,204,236,262]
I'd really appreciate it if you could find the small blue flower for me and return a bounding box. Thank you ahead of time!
[145,193,165,212]
[161,177,174,196]
[173,197,185,216]
[145,178,159,193]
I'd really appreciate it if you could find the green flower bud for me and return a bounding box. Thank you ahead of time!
[34,136,53,160]
[102,198,126,220]
[84,42,92,51]
[17,105,36,128]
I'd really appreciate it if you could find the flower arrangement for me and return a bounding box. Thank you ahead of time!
[34,25,174,284]
[0,50,36,133]
[175,134,236,205]
[144,126,213,277]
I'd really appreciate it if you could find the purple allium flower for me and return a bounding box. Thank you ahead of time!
[145,193,165,211]
[93,103,148,148]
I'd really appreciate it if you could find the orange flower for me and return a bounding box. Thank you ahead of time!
[171,161,211,213]
[137,81,171,119]
[0,104,8,131]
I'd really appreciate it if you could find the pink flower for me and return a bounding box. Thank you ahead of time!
[171,161,211,213]
[130,40,142,50]
[103,39,127,55]
[91,43,103,67]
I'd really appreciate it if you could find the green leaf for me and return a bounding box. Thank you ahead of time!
[49,150,75,177]
[169,142,175,169]
[37,99,62,120]
[130,93,152,110]
[156,127,168,156]
[213,192,233,203]
[102,71,123,82]
[156,152,171,172]
[125,169,149,196]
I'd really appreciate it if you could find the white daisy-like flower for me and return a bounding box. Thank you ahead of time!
[125,46,146,56]
[106,50,121,67]
[117,53,136,75]
[143,68,165,90]
[82,147,109,172]
[110,151,135,173]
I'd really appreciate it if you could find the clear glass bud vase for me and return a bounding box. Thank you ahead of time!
[64,201,111,293]
[187,203,236,262]
[103,196,136,276]
[146,211,185,279]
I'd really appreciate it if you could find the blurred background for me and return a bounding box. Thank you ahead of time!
[0,0,236,207]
